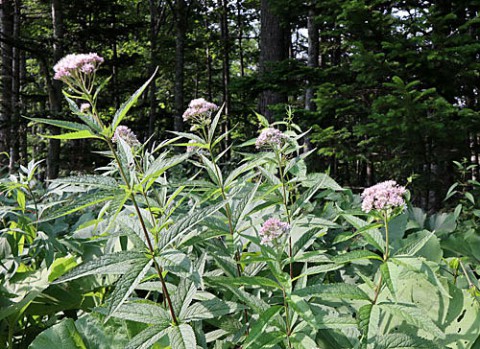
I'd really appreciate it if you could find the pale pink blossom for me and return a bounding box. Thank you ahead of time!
[80,103,90,112]
[259,218,290,245]
[361,180,406,213]
[255,128,288,149]
[186,140,197,152]
[53,53,104,80]
[112,125,140,146]
[182,98,218,122]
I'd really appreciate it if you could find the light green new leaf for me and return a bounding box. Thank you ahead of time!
[168,324,197,349]
[378,302,445,339]
[112,69,157,131]
[52,251,148,283]
[42,129,100,140]
[105,259,153,321]
[125,324,170,349]
[293,283,371,301]
[29,318,87,349]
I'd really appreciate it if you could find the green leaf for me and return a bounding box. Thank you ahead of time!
[358,304,381,349]
[155,249,193,279]
[96,302,170,325]
[208,105,225,144]
[375,333,437,348]
[293,283,371,301]
[182,298,244,321]
[380,262,396,300]
[25,117,90,132]
[48,256,78,282]
[52,251,148,283]
[125,324,170,349]
[52,175,119,190]
[159,202,223,249]
[41,129,100,140]
[112,69,158,131]
[394,230,435,257]
[332,250,383,264]
[378,302,445,339]
[29,318,87,349]
[168,324,197,349]
[105,259,153,321]
[207,276,280,289]
[243,306,282,349]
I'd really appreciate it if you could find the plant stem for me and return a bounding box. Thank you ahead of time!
[106,139,178,325]
[373,212,390,304]
[282,288,293,348]
[275,150,293,279]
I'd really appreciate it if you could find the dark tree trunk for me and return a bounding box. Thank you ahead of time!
[47,0,64,179]
[0,0,14,169]
[305,5,319,112]
[174,0,187,132]
[219,0,230,115]
[258,0,289,121]
[9,0,21,172]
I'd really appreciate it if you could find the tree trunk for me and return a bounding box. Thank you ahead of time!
[47,0,64,179]
[173,0,186,132]
[0,0,14,169]
[219,0,230,115]
[305,4,319,112]
[258,0,289,121]
[9,0,21,172]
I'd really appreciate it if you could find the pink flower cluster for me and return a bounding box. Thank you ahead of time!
[182,98,219,122]
[255,128,288,149]
[259,218,290,245]
[112,125,140,146]
[53,53,104,80]
[361,180,406,213]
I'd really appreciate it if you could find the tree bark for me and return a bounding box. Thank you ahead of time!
[47,0,64,179]
[0,0,14,169]
[258,0,289,121]
[173,0,187,132]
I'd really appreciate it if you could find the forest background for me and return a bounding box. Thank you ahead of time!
[0,0,479,210]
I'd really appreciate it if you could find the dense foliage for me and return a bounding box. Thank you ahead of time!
[1,1,479,208]
[1,63,480,348]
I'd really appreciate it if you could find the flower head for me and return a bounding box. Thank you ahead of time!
[182,98,218,122]
[112,125,140,146]
[255,128,288,149]
[361,180,406,213]
[186,140,197,152]
[259,218,290,245]
[80,103,90,113]
[53,53,104,81]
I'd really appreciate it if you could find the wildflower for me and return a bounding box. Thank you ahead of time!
[80,103,90,113]
[112,125,140,146]
[361,180,406,213]
[259,218,290,245]
[53,53,104,81]
[186,140,197,152]
[255,128,288,149]
[182,98,218,122]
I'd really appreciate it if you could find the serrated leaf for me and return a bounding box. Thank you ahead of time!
[52,175,119,190]
[378,302,445,339]
[293,283,371,301]
[96,302,171,325]
[25,117,90,132]
[168,324,196,349]
[112,69,157,131]
[243,306,282,349]
[332,250,383,264]
[395,230,435,256]
[207,276,280,289]
[105,259,153,321]
[52,251,148,283]
[41,129,100,140]
[29,318,87,349]
[375,333,437,348]
[125,324,170,349]
[159,202,223,249]
[182,298,244,321]
[358,304,380,349]
[380,262,396,300]
[155,249,192,279]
